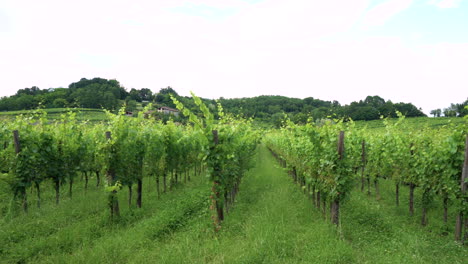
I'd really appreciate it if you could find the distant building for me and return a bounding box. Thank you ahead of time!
[157,106,179,116]
[143,106,180,119]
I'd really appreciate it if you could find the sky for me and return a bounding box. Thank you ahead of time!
[0,0,467,114]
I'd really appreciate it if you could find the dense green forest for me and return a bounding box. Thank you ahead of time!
[1,77,466,124]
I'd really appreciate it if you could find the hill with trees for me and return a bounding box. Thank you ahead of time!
[0,77,437,125]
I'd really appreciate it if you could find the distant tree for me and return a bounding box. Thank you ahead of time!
[394,103,426,117]
[311,107,330,121]
[440,99,467,117]
[101,91,120,109]
[364,95,386,108]
[378,101,395,117]
[52,98,68,108]
[443,107,457,117]
[154,86,179,108]
[303,97,332,108]
[67,78,125,109]
[158,86,179,96]
[292,112,309,124]
[129,88,142,102]
[453,100,468,117]
[43,88,68,107]
[0,96,15,111]
[430,109,442,117]
[267,105,282,114]
[139,88,153,101]
[16,86,42,96]
[126,100,138,112]
[349,105,380,121]
[271,112,287,128]
[15,94,39,110]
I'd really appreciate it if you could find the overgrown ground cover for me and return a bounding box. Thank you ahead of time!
[0,108,108,122]
[1,145,466,263]
[354,116,467,130]
[0,172,211,263]
[341,178,468,264]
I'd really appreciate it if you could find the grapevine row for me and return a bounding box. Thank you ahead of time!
[0,96,258,229]
[265,116,467,241]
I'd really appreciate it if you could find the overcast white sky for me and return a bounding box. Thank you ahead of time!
[1,0,467,113]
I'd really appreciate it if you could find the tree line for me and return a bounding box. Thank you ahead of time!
[0,77,438,125]
[0,78,152,110]
[430,99,468,118]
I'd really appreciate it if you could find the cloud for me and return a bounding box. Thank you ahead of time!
[0,10,10,33]
[428,0,462,8]
[238,0,368,40]
[360,0,413,29]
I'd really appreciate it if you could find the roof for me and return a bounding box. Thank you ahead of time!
[158,106,179,112]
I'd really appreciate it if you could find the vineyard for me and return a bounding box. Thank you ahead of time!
[265,115,468,237]
[0,96,467,263]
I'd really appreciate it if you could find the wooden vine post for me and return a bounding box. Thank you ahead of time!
[455,135,468,242]
[13,130,27,213]
[409,143,415,217]
[360,140,366,192]
[106,131,120,218]
[331,131,344,226]
[212,130,224,230]
[137,176,142,208]
[13,130,21,154]
[55,141,63,205]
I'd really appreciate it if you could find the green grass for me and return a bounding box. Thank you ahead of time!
[120,145,356,264]
[0,146,466,263]
[0,173,211,263]
[341,179,467,264]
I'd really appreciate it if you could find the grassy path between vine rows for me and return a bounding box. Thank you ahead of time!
[1,145,467,263]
